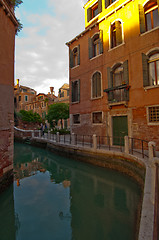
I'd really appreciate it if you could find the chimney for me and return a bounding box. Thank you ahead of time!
[50,87,54,98]
[17,79,20,90]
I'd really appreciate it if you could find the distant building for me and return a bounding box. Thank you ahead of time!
[55,83,69,104]
[14,79,37,112]
[0,0,19,192]
[66,0,159,145]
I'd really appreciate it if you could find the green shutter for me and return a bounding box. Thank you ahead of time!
[157,0,159,14]
[107,67,114,101]
[99,30,103,54]
[105,0,110,8]
[123,60,129,85]
[97,73,101,97]
[87,8,91,22]
[71,81,74,102]
[142,53,149,87]
[88,37,93,59]
[78,79,80,102]
[77,45,80,65]
[115,21,122,46]
[138,4,146,34]
[69,49,73,68]
[98,0,102,13]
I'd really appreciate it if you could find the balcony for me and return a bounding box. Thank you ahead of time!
[104,84,130,107]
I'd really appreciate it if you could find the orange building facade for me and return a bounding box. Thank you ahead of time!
[66,0,159,145]
[0,0,18,191]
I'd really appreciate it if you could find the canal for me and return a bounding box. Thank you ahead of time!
[0,142,143,240]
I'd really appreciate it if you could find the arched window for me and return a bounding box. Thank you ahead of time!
[149,53,159,86]
[139,1,159,33]
[69,45,80,68]
[93,34,100,57]
[113,65,124,101]
[73,48,78,67]
[88,31,103,59]
[92,72,101,98]
[144,1,159,31]
[111,21,122,48]
[142,51,159,87]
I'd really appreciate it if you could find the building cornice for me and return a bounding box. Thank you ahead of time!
[0,0,19,27]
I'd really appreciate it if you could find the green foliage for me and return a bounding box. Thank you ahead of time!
[18,110,42,123]
[50,128,70,135]
[10,0,23,8]
[47,103,69,129]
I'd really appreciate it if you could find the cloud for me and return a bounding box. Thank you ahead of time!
[15,0,86,95]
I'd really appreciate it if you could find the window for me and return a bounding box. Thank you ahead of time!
[70,45,80,68]
[104,60,129,103]
[87,0,102,22]
[139,1,159,34]
[60,91,64,98]
[148,106,159,123]
[92,72,101,98]
[92,112,102,123]
[19,96,21,101]
[110,21,122,49]
[89,31,103,59]
[105,0,116,8]
[25,95,28,102]
[72,80,80,103]
[142,52,159,87]
[73,114,80,124]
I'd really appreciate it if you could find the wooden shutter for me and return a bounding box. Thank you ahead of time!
[138,4,146,34]
[98,0,102,13]
[123,60,129,85]
[142,53,149,87]
[78,79,80,102]
[99,30,103,54]
[87,8,92,22]
[157,0,159,14]
[77,45,80,65]
[107,67,114,101]
[105,0,110,8]
[88,37,93,59]
[97,73,101,97]
[71,81,74,102]
[92,75,96,98]
[69,49,73,68]
[115,21,122,46]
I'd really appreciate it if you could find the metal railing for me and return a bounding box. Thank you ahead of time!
[128,137,149,158]
[97,136,124,152]
[74,134,92,148]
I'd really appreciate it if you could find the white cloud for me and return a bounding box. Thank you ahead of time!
[15,0,86,96]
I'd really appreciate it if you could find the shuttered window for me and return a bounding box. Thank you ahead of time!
[87,0,102,22]
[69,45,80,68]
[89,30,103,59]
[110,21,122,49]
[142,52,159,87]
[72,80,80,103]
[139,1,159,34]
[92,72,101,98]
[105,0,117,8]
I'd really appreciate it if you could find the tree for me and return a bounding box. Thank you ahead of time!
[47,103,69,129]
[18,110,42,123]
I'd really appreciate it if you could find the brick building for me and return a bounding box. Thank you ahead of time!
[0,0,19,191]
[14,79,37,112]
[66,0,159,145]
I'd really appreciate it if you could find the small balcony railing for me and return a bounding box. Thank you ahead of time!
[104,84,130,104]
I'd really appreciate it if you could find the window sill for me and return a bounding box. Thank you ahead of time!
[71,101,80,104]
[71,65,80,70]
[144,85,159,90]
[147,122,159,126]
[106,0,119,9]
[88,13,99,24]
[92,123,103,125]
[90,53,103,61]
[108,101,128,107]
[91,96,103,100]
[140,26,159,36]
[108,42,125,52]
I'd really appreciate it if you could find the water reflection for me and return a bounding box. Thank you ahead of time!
[0,142,142,240]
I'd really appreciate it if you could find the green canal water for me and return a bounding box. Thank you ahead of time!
[0,142,142,240]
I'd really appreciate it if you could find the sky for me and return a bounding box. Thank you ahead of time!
[15,0,87,96]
